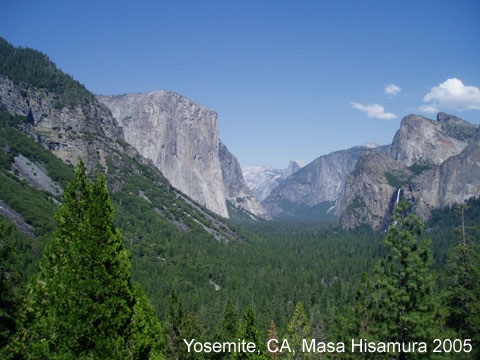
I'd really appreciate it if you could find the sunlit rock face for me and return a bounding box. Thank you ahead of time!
[339,113,479,229]
[438,126,480,207]
[389,113,473,166]
[98,91,229,217]
[219,141,269,219]
[99,91,268,219]
[262,146,380,218]
[242,161,305,203]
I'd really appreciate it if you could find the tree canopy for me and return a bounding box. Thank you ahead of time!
[7,160,164,359]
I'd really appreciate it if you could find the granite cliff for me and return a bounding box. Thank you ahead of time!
[438,125,480,207]
[0,75,124,171]
[389,113,474,165]
[218,141,269,218]
[242,160,304,202]
[338,113,479,229]
[250,112,479,228]
[98,92,266,219]
[0,38,250,242]
[261,144,385,219]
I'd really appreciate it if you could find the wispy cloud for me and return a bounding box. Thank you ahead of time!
[351,102,397,120]
[385,83,401,95]
[421,78,480,113]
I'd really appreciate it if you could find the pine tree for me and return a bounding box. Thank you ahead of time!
[285,302,311,360]
[0,223,21,352]
[180,311,207,360]
[236,305,267,359]
[443,203,480,358]
[165,290,184,359]
[354,272,374,340]
[222,298,239,342]
[266,320,279,360]
[8,160,164,359]
[367,198,440,359]
[211,298,239,360]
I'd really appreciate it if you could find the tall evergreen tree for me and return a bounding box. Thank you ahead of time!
[266,320,279,360]
[236,305,267,360]
[285,302,311,360]
[8,160,164,359]
[165,290,184,359]
[443,204,480,358]
[222,298,239,342]
[365,198,440,359]
[212,298,239,360]
[0,223,21,352]
[177,311,206,360]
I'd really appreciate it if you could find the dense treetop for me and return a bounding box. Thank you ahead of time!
[0,37,92,105]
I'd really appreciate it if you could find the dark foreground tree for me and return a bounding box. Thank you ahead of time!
[0,223,21,352]
[7,160,164,359]
[236,305,268,359]
[443,204,480,358]
[363,198,441,359]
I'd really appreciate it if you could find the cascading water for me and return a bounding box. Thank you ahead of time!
[395,188,402,206]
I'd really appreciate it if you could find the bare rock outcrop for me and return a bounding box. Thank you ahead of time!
[263,145,382,218]
[339,113,479,229]
[242,161,304,202]
[98,91,229,218]
[438,127,480,206]
[337,151,403,229]
[0,75,124,171]
[390,113,472,166]
[98,91,269,219]
[218,141,269,218]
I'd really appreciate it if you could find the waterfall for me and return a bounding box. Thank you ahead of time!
[395,188,402,206]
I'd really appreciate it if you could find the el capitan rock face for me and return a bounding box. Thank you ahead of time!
[0,38,252,244]
[98,91,229,217]
[98,91,267,219]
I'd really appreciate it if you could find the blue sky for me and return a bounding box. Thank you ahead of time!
[1,0,480,168]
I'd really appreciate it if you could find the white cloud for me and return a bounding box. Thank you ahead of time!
[419,104,439,114]
[422,78,480,112]
[351,102,397,120]
[385,83,401,95]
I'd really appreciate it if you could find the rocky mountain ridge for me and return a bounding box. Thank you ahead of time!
[245,112,479,228]
[97,92,266,219]
[389,113,474,166]
[0,38,252,243]
[2,38,478,230]
[242,160,304,202]
[0,75,124,171]
[259,144,387,219]
[339,113,479,229]
[218,141,270,219]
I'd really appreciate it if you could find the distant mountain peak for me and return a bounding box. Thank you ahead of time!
[362,142,380,149]
[242,161,304,202]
